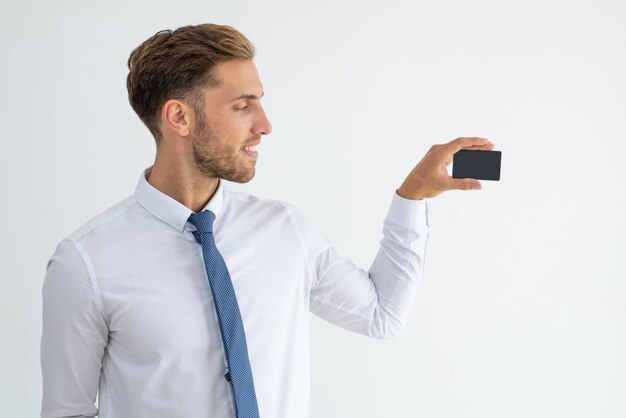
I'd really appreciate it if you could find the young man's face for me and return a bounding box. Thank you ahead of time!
[191,59,272,183]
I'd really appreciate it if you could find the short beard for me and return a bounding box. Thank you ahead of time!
[190,109,255,183]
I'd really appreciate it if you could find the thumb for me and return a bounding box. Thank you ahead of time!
[449,178,482,191]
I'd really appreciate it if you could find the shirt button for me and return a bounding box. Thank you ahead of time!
[224,370,232,382]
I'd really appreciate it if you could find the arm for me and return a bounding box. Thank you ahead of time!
[305,191,429,339]
[305,137,494,338]
[41,239,108,418]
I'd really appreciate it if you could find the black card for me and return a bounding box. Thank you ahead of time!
[452,150,502,181]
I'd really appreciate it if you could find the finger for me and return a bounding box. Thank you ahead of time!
[448,178,482,191]
[462,143,495,151]
[443,137,492,155]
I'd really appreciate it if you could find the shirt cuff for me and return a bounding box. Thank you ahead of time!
[385,190,429,230]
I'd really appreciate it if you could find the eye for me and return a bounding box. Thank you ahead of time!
[235,104,249,111]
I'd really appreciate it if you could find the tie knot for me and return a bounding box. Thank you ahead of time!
[188,210,216,234]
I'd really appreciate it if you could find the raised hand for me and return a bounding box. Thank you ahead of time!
[397,137,495,200]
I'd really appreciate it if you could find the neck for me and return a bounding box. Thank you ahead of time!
[147,150,219,213]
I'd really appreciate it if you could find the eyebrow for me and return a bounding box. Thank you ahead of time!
[229,92,264,102]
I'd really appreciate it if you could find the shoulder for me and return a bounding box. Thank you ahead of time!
[224,188,305,220]
[63,195,137,243]
[224,188,329,245]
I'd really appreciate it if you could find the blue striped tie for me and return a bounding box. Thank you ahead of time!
[188,210,260,418]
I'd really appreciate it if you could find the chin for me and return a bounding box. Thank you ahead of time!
[226,169,255,184]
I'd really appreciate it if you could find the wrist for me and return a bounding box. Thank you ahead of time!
[396,187,426,201]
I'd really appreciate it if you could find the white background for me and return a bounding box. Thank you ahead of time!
[1,0,625,417]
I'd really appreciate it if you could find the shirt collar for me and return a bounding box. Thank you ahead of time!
[134,165,225,232]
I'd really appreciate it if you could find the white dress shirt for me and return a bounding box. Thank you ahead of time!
[41,165,430,418]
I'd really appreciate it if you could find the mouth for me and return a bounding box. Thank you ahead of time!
[241,143,259,158]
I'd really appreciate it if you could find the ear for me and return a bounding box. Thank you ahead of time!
[161,99,193,137]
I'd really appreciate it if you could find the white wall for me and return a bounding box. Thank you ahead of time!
[1,0,624,416]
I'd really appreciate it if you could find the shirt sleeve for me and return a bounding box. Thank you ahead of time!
[297,190,429,339]
[41,238,108,418]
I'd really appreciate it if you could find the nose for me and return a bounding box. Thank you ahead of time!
[254,106,272,136]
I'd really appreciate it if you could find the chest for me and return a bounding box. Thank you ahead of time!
[94,223,310,359]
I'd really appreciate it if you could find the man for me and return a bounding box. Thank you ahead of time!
[40,23,493,418]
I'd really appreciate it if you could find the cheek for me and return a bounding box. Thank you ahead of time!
[217,112,245,131]
[226,120,251,143]
[207,111,250,145]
